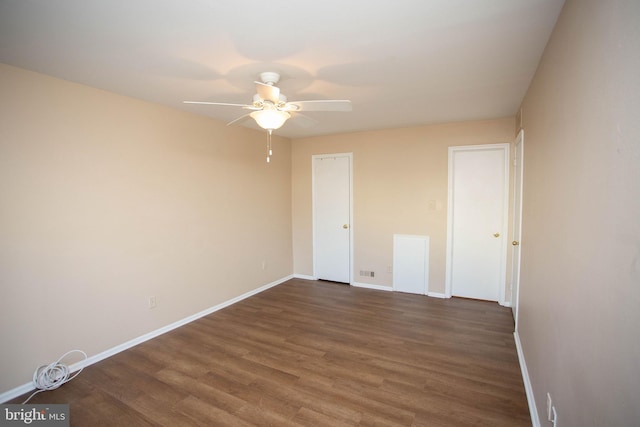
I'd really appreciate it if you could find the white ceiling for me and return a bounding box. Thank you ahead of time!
[0,0,564,139]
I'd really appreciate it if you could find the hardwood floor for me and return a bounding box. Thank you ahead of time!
[13,279,531,426]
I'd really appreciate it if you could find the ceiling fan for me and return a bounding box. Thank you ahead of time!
[184,72,352,162]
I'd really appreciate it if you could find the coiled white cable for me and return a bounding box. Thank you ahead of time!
[22,349,88,404]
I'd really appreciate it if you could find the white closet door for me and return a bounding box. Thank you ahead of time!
[313,154,351,283]
[447,144,509,302]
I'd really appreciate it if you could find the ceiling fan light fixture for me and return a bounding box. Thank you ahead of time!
[250,109,291,130]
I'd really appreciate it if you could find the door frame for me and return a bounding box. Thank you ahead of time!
[312,153,354,284]
[444,143,510,305]
[511,130,524,330]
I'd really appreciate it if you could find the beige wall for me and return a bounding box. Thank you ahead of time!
[0,64,292,393]
[292,118,515,295]
[518,0,640,424]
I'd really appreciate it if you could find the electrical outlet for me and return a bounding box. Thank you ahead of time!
[148,296,157,309]
[546,392,553,421]
[261,260,267,270]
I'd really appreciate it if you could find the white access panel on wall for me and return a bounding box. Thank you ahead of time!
[393,234,429,295]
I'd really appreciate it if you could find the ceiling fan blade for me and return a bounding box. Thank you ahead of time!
[289,112,319,128]
[183,101,253,108]
[287,100,352,112]
[255,81,280,104]
[226,114,253,127]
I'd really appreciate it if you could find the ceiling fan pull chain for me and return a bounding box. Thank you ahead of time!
[266,129,272,163]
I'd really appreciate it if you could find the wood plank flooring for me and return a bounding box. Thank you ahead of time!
[12,279,531,426]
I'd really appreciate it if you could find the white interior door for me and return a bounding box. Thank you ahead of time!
[446,144,509,303]
[313,154,352,283]
[511,131,524,328]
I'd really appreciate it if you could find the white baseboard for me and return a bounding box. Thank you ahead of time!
[351,281,393,291]
[0,275,293,404]
[514,331,540,427]
[427,292,446,299]
[0,383,35,405]
[349,284,446,297]
[292,274,316,281]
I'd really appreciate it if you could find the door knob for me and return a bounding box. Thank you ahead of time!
[493,232,500,238]
[343,224,349,229]
[512,240,520,246]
